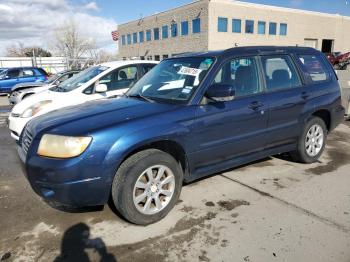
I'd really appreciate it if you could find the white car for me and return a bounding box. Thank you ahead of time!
[8,60,158,140]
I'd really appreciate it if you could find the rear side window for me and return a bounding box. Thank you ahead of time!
[22,69,34,77]
[297,54,329,83]
[261,55,301,91]
[36,68,47,76]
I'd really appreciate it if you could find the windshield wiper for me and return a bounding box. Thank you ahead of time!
[126,93,155,103]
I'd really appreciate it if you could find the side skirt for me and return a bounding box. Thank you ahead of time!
[184,143,296,183]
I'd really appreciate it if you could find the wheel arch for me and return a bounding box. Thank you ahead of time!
[311,109,331,131]
[118,139,190,180]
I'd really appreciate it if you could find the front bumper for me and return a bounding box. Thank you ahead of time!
[18,145,115,207]
[8,115,30,141]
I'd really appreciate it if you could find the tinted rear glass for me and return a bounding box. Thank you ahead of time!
[297,55,329,82]
[261,55,301,91]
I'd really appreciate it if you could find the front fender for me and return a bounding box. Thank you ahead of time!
[105,122,191,166]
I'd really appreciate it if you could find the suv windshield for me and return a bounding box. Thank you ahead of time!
[127,57,214,103]
[45,74,61,84]
[51,66,108,92]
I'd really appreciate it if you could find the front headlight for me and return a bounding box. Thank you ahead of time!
[37,134,92,158]
[12,91,20,97]
[21,100,52,118]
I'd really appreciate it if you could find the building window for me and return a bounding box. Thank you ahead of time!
[280,23,287,36]
[163,54,169,59]
[154,55,160,61]
[171,23,178,37]
[269,22,277,35]
[181,21,188,36]
[146,29,152,41]
[162,25,168,39]
[139,31,144,43]
[121,35,126,45]
[245,20,254,34]
[127,34,131,45]
[218,17,228,32]
[258,21,266,34]
[154,28,160,40]
[132,32,137,44]
[232,19,241,33]
[192,18,201,34]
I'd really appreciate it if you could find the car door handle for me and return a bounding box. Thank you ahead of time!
[248,101,264,110]
[301,92,309,100]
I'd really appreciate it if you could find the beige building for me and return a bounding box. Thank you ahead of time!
[117,0,350,60]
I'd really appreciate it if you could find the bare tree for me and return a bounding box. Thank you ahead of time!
[89,49,117,64]
[53,20,96,69]
[6,42,52,57]
[5,42,26,57]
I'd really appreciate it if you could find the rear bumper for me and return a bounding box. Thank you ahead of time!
[330,104,346,131]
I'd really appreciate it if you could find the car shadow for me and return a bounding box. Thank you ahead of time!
[46,201,105,213]
[54,223,116,262]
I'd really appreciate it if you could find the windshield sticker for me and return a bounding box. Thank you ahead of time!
[178,66,202,77]
[181,86,193,94]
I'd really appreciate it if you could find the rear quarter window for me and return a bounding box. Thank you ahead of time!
[36,68,48,76]
[297,54,330,83]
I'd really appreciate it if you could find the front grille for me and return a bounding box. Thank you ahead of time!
[21,128,33,155]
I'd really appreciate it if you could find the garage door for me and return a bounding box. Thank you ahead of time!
[304,39,318,49]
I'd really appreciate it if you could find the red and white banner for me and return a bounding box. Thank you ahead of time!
[111,30,120,41]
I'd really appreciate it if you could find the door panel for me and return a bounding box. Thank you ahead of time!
[192,94,268,169]
[260,55,304,148]
[190,57,268,170]
[20,69,36,83]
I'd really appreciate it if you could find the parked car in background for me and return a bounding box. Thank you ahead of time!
[0,67,48,94]
[326,51,350,70]
[18,47,344,225]
[8,60,158,140]
[0,68,8,74]
[9,70,80,104]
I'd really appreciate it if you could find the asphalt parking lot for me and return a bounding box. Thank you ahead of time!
[1,84,350,261]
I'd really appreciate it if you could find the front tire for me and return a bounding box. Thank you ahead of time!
[111,149,183,225]
[291,117,327,163]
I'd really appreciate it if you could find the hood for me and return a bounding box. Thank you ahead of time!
[28,97,179,136]
[12,82,45,91]
[12,89,64,114]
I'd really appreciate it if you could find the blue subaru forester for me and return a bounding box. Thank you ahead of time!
[0,67,48,94]
[19,47,344,224]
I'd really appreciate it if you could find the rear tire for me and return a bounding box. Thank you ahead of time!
[111,149,183,225]
[291,117,327,163]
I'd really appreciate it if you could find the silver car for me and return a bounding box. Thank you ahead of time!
[8,70,79,104]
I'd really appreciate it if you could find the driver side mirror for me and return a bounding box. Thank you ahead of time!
[95,83,107,93]
[205,83,236,102]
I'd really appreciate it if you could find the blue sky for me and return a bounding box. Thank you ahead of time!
[92,0,350,23]
[1,0,349,55]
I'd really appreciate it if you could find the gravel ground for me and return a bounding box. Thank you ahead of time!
[0,71,350,262]
[0,107,350,261]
